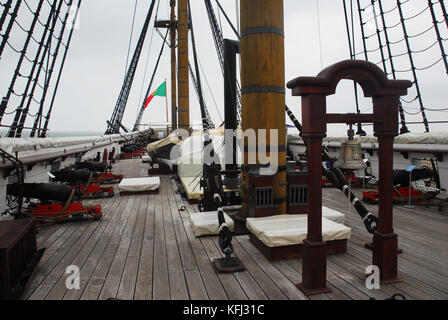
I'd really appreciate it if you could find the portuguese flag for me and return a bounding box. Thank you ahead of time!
[144,81,166,109]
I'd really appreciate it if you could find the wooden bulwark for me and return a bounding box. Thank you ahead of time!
[21,159,448,300]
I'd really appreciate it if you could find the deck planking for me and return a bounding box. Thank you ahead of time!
[23,158,448,300]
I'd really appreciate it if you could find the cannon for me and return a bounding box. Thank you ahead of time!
[121,144,146,159]
[51,169,92,184]
[74,161,108,173]
[51,169,114,199]
[6,183,102,225]
[74,161,123,184]
[363,167,438,204]
[393,167,434,186]
[7,183,80,203]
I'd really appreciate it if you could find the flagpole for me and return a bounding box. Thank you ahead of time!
[165,79,169,133]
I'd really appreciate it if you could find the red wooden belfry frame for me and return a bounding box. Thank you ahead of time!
[287,60,412,295]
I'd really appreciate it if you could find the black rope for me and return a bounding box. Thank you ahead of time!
[215,0,240,40]
[428,0,448,76]
[406,4,430,21]
[14,0,64,138]
[8,0,59,137]
[204,0,242,125]
[0,0,22,59]
[408,23,438,39]
[400,95,419,104]
[285,105,378,234]
[396,0,430,132]
[31,0,74,137]
[371,1,389,79]
[40,0,81,137]
[188,0,214,130]
[124,0,138,78]
[106,0,157,134]
[439,0,448,30]
[23,0,61,41]
[22,0,45,26]
[0,0,44,126]
[363,19,403,39]
[200,57,223,123]
[133,28,168,132]
[343,0,366,135]
[357,0,369,61]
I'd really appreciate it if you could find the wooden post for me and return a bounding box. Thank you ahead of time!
[240,0,287,217]
[170,0,177,131]
[177,0,189,133]
[373,95,401,283]
[287,60,412,295]
[297,95,331,295]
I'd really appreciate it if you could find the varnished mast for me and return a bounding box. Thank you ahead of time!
[177,0,189,133]
[240,0,287,216]
[170,0,177,131]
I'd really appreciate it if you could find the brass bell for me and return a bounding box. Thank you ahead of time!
[333,125,367,171]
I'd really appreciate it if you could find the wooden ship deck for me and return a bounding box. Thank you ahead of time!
[20,158,448,300]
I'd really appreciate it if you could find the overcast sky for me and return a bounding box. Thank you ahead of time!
[1,0,447,137]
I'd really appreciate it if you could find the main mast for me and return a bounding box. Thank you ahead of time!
[177,0,190,133]
[240,0,287,216]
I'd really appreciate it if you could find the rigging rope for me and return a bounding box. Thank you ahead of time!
[14,0,65,137]
[0,0,22,59]
[124,0,138,78]
[0,0,44,126]
[133,27,168,132]
[106,0,157,134]
[40,0,82,137]
[31,0,74,137]
[396,0,430,132]
[136,0,159,120]
[343,0,366,135]
[199,58,223,123]
[285,105,378,234]
[428,0,448,75]
[215,0,240,39]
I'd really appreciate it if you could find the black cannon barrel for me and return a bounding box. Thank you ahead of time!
[51,169,92,184]
[121,146,136,154]
[75,162,107,173]
[7,183,78,203]
[393,167,433,186]
[122,145,140,153]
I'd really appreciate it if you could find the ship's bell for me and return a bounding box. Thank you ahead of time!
[333,126,366,171]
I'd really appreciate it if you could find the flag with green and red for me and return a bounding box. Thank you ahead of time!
[144,81,166,109]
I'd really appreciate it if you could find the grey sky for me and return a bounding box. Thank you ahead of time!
[1,0,447,136]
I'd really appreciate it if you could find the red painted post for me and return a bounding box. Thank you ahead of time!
[287,60,412,293]
[297,95,331,295]
[373,96,401,283]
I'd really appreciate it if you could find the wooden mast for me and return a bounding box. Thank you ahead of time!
[177,0,189,133]
[240,0,287,216]
[170,0,177,131]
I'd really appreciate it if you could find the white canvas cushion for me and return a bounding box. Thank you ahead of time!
[246,214,351,248]
[142,155,152,163]
[118,177,160,192]
[189,211,235,237]
[322,206,345,224]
